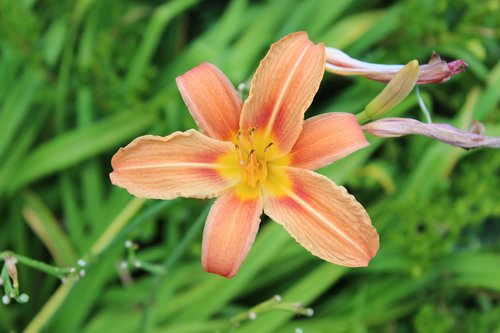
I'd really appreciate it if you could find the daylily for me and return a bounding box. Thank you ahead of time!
[110,32,379,278]
[326,47,467,84]
[363,118,500,149]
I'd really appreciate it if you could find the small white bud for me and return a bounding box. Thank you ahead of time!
[69,267,76,274]
[134,261,142,268]
[119,261,128,269]
[19,294,29,303]
[248,312,257,320]
[305,308,314,317]
[77,259,87,267]
[295,328,304,333]
[273,294,282,302]
[2,295,10,305]
[0,277,3,285]
[125,240,133,248]
[79,270,86,277]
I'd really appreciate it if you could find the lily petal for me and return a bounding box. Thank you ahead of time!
[110,130,236,199]
[176,63,242,141]
[202,189,263,278]
[289,113,369,170]
[240,32,325,156]
[263,167,379,267]
[326,47,468,84]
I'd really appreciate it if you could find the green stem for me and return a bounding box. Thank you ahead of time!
[24,199,169,332]
[1,251,72,279]
[229,295,313,327]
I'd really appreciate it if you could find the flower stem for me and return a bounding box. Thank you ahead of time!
[229,295,314,327]
[1,251,72,279]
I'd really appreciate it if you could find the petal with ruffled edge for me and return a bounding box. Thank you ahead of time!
[176,63,242,141]
[239,32,325,157]
[110,130,237,200]
[288,113,369,170]
[263,167,379,267]
[202,188,263,278]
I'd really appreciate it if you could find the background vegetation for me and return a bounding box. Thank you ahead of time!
[0,0,499,332]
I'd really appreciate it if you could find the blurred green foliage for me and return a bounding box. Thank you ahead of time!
[0,0,498,332]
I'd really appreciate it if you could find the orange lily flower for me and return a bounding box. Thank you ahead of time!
[110,32,379,278]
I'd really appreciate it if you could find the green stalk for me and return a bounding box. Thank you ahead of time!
[1,252,72,279]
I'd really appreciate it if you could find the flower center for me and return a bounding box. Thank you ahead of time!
[235,128,273,188]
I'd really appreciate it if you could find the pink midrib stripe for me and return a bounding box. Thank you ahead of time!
[115,162,235,171]
[263,43,311,142]
[276,176,368,257]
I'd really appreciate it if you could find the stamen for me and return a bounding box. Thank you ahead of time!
[235,129,272,187]
[248,127,256,152]
[246,151,256,187]
[235,144,247,182]
[260,142,273,181]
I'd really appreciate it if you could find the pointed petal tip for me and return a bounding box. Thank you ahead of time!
[108,130,235,200]
[264,168,380,268]
[176,63,241,141]
[202,263,237,279]
[289,113,369,170]
[239,31,326,155]
[448,59,468,75]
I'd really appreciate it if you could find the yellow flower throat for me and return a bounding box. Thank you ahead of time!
[217,128,291,199]
[235,128,273,188]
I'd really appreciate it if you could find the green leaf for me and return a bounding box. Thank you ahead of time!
[22,191,78,266]
[8,109,156,192]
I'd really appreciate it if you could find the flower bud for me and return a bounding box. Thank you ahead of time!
[325,47,467,84]
[360,60,419,122]
[362,118,500,149]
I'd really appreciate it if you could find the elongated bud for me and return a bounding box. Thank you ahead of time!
[325,47,467,84]
[362,118,500,149]
[359,60,419,123]
[5,255,18,289]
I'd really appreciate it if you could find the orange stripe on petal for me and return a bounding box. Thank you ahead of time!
[202,190,263,278]
[263,167,379,267]
[240,32,325,156]
[110,130,236,200]
[176,63,242,141]
[289,113,369,170]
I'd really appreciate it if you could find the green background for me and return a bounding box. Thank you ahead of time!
[0,0,499,332]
